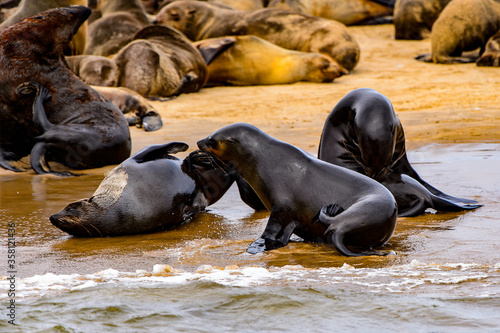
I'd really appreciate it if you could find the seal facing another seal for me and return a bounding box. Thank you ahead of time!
[317,88,481,216]
[198,123,398,256]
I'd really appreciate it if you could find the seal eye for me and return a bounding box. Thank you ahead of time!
[227,138,237,144]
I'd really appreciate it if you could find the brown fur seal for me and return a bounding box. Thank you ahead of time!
[198,123,398,256]
[113,25,208,97]
[160,0,266,11]
[476,29,500,66]
[416,0,500,63]
[92,86,163,131]
[155,0,360,71]
[0,7,131,175]
[267,0,394,26]
[0,0,88,55]
[84,0,150,56]
[394,0,452,40]
[194,35,344,86]
[65,55,118,87]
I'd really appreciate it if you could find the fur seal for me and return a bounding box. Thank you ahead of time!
[317,88,482,216]
[476,29,500,66]
[65,55,118,87]
[415,0,500,63]
[194,35,344,86]
[0,0,88,55]
[92,86,163,131]
[198,123,398,256]
[49,143,236,236]
[159,0,266,11]
[113,25,208,97]
[155,1,360,71]
[84,0,150,56]
[0,7,131,175]
[394,0,452,40]
[267,0,394,26]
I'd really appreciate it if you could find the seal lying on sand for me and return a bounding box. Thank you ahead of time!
[92,86,163,131]
[415,0,500,63]
[198,123,398,256]
[50,143,235,236]
[0,7,130,175]
[394,0,452,40]
[0,0,88,55]
[317,88,481,216]
[194,35,344,86]
[267,0,394,26]
[155,0,360,71]
[476,29,500,66]
[65,55,118,87]
[114,25,208,97]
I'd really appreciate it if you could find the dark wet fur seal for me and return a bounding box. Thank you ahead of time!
[49,143,236,236]
[195,35,344,86]
[198,123,398,256]
[317,88,482,216]
[155,0,360,71]
[394,0,452,40]
[415,0,500,63]
[0,0,88,55]
[65,55,118,87]
[92,86,163,131]
[267,0,394,26]
[0,6,131,175]
[113,25,208,97]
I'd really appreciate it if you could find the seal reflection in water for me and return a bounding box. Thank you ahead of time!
[198,123,398,257]
[318,88,482,216]
[50,143,236,237]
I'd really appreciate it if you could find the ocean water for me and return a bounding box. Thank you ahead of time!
[1,143,499,332]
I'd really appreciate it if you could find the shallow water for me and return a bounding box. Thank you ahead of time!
[1,143,499,332]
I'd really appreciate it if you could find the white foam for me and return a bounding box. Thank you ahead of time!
[1,261,499,301]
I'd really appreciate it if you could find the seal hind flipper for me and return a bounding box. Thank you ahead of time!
[247,207,298,254]
[195,37,237,65]
[133,142,189,164]
[331,231,394,257]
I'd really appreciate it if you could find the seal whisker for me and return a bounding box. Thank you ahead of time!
[342,139,371,175]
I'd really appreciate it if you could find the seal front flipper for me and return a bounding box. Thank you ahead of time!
[141,111,163,132]
[247,207,298,254]
[235,175,267,211]
[132,142,189,163]
[195,37,236,65]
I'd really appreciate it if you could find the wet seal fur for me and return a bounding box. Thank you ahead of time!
[267,0,394,26]
[394,0,452,40]
[50,142,236,236]
[198,123,398,257]
[415,0,500,63]
[113,25,208,97]
[195,35,345,86]
[92,86,163,131]
[317,88,482,216]
[155,0,360,71]
[0,6,131,175]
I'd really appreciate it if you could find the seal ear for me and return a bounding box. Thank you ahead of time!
[133,142,189,163]
[195,37,236,65]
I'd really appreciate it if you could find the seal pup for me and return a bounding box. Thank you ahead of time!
[0,0,88,55]
[84,0,150,56]
[92,86,163,131]
[198,123,398,256]
[194,35,345,86]
[49,143,236,236]
[476,29,500,66]
[113,25,208,97]
[415,0,500,63]
[65,55,118,87]
[0,7,131,175]
[154,1,360,71]
[267,0,394,26]
[317,88,481,216]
